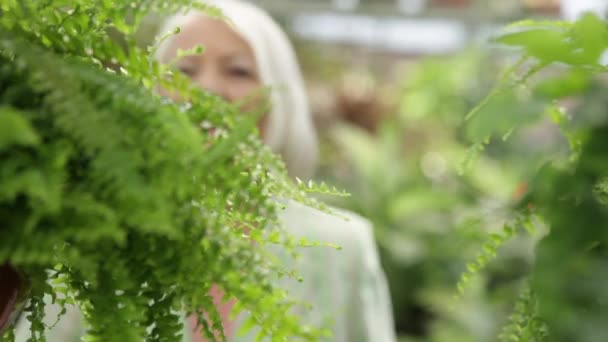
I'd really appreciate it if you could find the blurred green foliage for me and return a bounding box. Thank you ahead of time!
[317,49,537,341]
[318,13,608,342]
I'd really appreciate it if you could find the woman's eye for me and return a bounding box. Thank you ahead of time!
[228,67,253,78]
[177,66,196,77]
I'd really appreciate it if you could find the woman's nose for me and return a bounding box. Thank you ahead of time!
[196,71,228,101]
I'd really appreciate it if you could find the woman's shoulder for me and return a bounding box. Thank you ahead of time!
[278,200,375,252]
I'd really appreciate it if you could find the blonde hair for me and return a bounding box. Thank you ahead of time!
[156,0,318,180]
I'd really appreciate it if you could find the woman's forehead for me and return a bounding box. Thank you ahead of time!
[168,15,253,56]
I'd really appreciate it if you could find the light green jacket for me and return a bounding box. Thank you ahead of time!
[15,201,396,342]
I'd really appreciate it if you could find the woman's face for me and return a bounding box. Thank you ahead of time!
[161,15,267,134]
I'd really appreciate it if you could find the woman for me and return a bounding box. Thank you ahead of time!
[156,1,396,341]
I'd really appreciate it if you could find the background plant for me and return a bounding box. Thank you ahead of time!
[315,49,541,341]
[313,13,608,342]
[458,13,608,342]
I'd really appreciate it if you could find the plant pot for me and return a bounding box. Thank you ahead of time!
[0,264,23,333]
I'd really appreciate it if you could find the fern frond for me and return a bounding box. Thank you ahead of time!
[456,212,537,297]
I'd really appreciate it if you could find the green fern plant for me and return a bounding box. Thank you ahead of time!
[0,1,332,341]
[498,286,548,342]
[455,212,536,297]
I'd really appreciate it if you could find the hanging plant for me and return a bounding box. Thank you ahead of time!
[0,1,332,341]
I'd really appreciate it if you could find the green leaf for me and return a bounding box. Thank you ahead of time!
[466,87,546,142]
[0,107,40,150]
[496,27,570,64]
[570,13,608,65]
[496,14,608,66]
[533,69,592,99]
